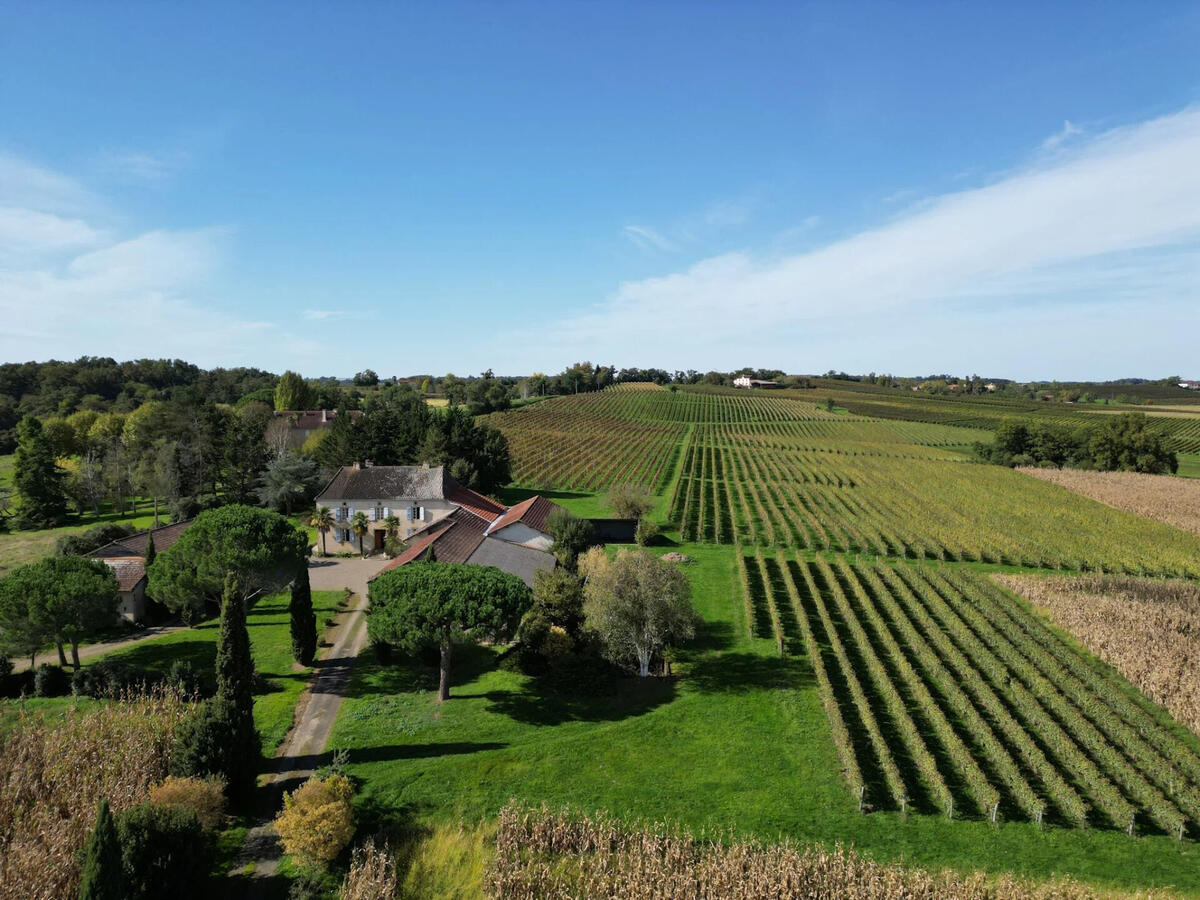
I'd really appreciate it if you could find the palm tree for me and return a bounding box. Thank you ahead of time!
[351,511,370,558]
[310,506,334,557]
[383,514,400,540]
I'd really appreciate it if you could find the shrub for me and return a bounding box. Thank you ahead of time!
[72,661,155,698]
[34,663,69,697]
[273,774,355,869]
[147,776,227,829]
[634,518,660,546]
[54,523,134,557]
[165,659,205,697]
[169,699,236,783]
[78,800,124,900]
[115,803,213,900]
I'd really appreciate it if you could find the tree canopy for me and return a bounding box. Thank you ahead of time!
[583,550,696,677]
[367,562,531,701]
[0,555,119,667]
[13,415,68,529]
[974,412,1177,474]
[274,370,317,411]
[147,505,309,621]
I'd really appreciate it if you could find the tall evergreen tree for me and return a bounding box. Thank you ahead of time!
[78,799,124,900]
[289,565,318,666]
[13,415,68,529]
[214,572,260,805]
[143,533,156,567]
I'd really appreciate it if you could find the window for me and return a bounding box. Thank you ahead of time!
[375,504,384,521]
[408,505,423,522]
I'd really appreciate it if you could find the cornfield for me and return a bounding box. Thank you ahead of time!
[0,691,191,900]
[757,556,1200,836]
[996,575,1200,739]
[1018,468,1200,537]
[488,802,1176,899]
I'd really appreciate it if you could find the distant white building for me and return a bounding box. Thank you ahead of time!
[1179,380,1200,390]
[733,376,780,389]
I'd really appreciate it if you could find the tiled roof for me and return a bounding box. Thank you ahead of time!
[487,495,563,535]
[103,558,147,592]
[316,465,448,502]
[89,519,195,560]
[466,539,556,587]
[445,482,506,523]
[369,508,491,580]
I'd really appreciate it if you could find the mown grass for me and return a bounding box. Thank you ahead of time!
[0,590,343,758]
[1178,453,1200,479]
[496,486,614,519]
[328,544,1200,897]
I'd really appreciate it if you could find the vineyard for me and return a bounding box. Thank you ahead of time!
[671,424,1200,577]
[740,553,1200,836]
[807,388,1200,454]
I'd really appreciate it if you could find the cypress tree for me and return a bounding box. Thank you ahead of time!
[143,533,156,567]
[289,565,318,666]
[214,572,260,807]
[78,799,124,900]
[13,415,67,530]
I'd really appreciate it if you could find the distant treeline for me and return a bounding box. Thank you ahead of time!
[973,413,1177,475]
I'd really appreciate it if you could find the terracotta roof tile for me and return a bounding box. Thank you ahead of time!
[89,519,195,560]
[103,558,147,592]
[487,495,563,536]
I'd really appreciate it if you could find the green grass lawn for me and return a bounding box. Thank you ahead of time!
[496,486,615,519]
[0,502,161,578]
[329,544,1200,896]
[0,590,343,758]
[1177,453,1200,478]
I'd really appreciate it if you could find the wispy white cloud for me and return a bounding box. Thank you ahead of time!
[302,309,348,321]
[97,149,187,183]
[1041,119,1083,151]
[533,105,1200,377]
[622,224,679,252]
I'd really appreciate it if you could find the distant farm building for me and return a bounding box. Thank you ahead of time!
[733,376,780,389]
[274,409,364,448]
[88,519,195,623]
[1179,380,1200,390]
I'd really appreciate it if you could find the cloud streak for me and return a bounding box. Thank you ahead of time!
[538,106,1200,375]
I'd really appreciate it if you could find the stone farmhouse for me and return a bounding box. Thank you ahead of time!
[315,465,563,585]
[88,519,195,623]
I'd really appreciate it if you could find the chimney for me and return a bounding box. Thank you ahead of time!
[321,410,328,423]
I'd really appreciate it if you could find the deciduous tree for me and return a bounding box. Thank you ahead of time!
[583,550,697,677]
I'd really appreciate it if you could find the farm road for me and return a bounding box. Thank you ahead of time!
[232,555,388,895]
[12,624,186,673]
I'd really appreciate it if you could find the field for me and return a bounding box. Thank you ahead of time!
[1019,467,1200,536]
[801,382,1200,455]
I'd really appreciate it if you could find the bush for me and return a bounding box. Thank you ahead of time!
[165,659,205,697]
[635,518,660,546]
[147,776,227,829]
[72,661,155,698]
[55,523,135,557]
[273,774,355,869]
[169,699,234,782]
[34,663,69,697]
[115,803,213,900]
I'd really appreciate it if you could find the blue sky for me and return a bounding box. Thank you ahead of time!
[1,2,1198,380]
